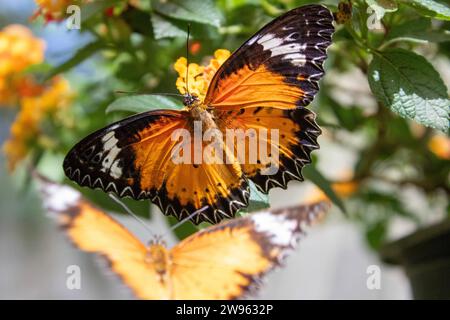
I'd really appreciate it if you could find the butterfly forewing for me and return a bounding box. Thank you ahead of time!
[205,4,334,109]
[63,110,249,224]
[205,4,333,194]
[63,110,185,199]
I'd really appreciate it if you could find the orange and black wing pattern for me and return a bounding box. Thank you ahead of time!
[205,4,334,110]
[206,4,334,193]
[39,178,329,300]
[63,110,249,224]
[215,106,321,193]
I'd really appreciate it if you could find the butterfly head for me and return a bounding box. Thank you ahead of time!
[148,234,167,247]
[182,93,200,107]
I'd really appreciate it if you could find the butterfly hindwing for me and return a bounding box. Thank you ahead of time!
[63,110,249,224]
[204,4,334,110]
[216,106,321,193]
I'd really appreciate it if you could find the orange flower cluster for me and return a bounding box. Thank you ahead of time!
[0,25,73,171]
[3,77,72,171]
[174,49,231,102]
[0,25,45,105]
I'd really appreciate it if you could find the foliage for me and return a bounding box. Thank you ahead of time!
[1,0,449,249]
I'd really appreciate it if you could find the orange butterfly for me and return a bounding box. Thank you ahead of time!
[63,4,335,224]
[40,178,329,300]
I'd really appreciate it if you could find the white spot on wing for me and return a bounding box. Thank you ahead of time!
[283,53,307,66]
[257,33,283,51]
[257,33,307,67]
[247,36,257,46]
[101,145,121,171]
[103,136,118,151]
[100,132,122,178]
[110,159,123,179]
[102,131,115,143]
[251,212,297,246]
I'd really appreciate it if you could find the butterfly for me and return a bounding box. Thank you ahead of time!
[39,178,330,300]
[63,4,335,224]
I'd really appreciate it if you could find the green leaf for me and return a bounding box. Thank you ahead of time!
[366,220,387,249]
[400,0,450,21]
[106,95,183,114]
[244,181,270,214]
[152,0,223,27]
[150,12,187,39]
[302,165,347,214]
[366,0,398,19]
[386,18,450,44]
[166,216,198,241]
[45,41,107,80]
[369,49,450,133]
[122,6,153,37]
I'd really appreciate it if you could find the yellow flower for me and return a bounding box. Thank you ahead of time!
[428,134,450,160]
[2,77,73,171]
[0,24,45,105]
[174,49,231,102]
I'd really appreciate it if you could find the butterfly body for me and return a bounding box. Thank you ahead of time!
[145,242,172,281]
[189,102,221,134]
[63,4,335,224]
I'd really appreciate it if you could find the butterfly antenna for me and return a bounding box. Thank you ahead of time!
[169,206,209,233]
[108,193,154,237]
[185,23,191,95]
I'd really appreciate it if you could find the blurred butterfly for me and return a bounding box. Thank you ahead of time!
[40,178,329,300]
[63,4,335,224]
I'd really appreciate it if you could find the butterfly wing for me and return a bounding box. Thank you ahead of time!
[216,106,320,193]
[169,200,330,299]
[204,4,334,110]
[39,179,172,299]
[63,110,249,224]
[206,4,333,193]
